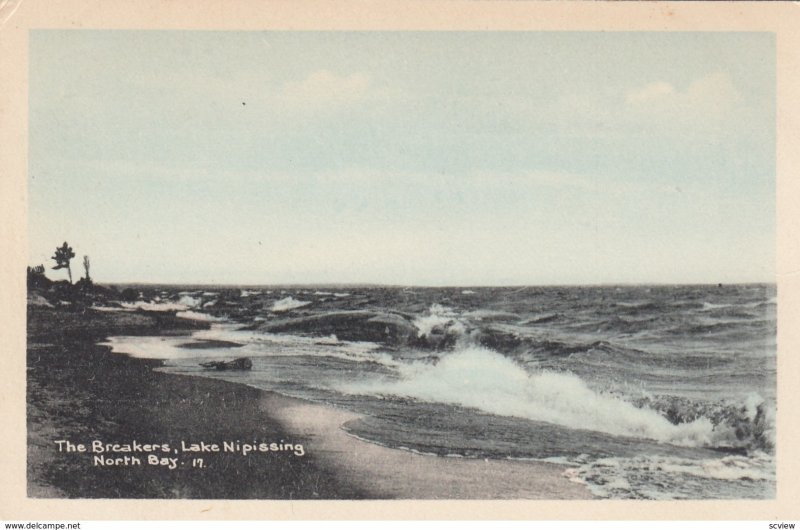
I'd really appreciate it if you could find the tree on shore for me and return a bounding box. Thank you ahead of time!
[27,264,51,290]
[51,242,76,284]
[83,255,91,282]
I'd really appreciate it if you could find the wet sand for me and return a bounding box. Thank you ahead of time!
[264,392,593,499]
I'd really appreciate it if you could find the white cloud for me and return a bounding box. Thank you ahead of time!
[280,69,371,107]
[626,72,743,119]
[626,81,675,104]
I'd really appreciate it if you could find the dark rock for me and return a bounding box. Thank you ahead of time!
[199,357,253,371]
[120,288,139,302]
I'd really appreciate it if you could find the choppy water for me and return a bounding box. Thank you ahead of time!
[101,283,776,499]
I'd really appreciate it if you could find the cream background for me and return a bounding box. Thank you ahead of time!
[1,0,798,520]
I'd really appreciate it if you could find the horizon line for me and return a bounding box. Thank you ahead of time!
[84,279,776,289]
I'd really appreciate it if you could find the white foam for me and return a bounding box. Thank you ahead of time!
[570,452,774,499]
[271,296,311,312]
[341,346,714,446]
[240,289,261,298]
[461,290,476,295]
[744,393,763,421]
[101,335,214,359]
[178,295,201,308]
[103,324,389,366]
[90,304,125,312]
[462,309,519,321]
[616,301,647,308]
[701,302,733,311]
[413,304,467,339]
[120,301,189,311]
[176,310,223,322]
[659,453,773,482]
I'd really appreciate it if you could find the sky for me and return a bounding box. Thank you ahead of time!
[28,31,775,286]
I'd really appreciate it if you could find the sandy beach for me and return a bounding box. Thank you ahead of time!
[26,305,592,499]
[264,392,592,499]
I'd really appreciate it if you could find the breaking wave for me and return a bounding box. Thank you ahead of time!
[271,297,311,312]
[340,345,716,447]
[412,304,467,345]
[178,295,202,308]
[630,393,775,453]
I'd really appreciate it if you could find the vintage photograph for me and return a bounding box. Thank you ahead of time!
[25,30,776,501]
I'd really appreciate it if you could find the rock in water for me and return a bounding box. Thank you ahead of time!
[199,357,253,371]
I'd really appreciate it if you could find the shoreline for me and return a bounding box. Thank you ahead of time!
[27,305,593,500]
[259,391,593,499]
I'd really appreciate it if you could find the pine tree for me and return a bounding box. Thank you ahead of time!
[51,242,76,283]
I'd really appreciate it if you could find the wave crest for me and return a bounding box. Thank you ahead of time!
[631,393,775,453]
[341,346,716,447]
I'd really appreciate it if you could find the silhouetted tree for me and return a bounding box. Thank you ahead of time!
[83,255,91,282]
[27,264,50,290]
[51,242,76,284]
